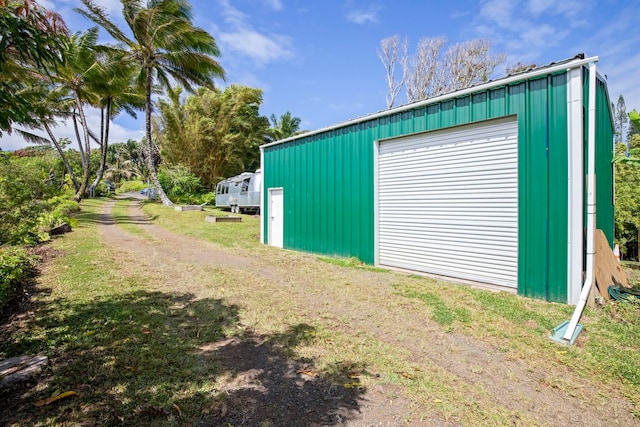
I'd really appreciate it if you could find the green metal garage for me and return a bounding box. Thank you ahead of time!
[259,54,614,304]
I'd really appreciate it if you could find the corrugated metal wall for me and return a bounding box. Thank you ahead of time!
[262,70,612,303]
[590,74,615,244]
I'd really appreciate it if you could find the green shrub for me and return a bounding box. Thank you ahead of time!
[38,195,80,233]
[0,246,36,309]
[158,167,206,204]
[116,179,146,194]
[0,156,65,245]
[195,191,216,206]
[93,180,114,197]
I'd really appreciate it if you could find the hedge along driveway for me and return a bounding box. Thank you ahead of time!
[1,196,638,426]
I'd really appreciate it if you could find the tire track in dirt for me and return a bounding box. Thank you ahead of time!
[98,197,637,426]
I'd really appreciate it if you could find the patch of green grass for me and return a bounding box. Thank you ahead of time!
[111,199,151,238]
[393,277,640,412]
[0,198,244,426]
[469,289,565,332]
[317,256,388,272]
[395,286,471,327]
[142,203,261,248]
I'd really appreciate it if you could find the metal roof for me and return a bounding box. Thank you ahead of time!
[261,54,598,149]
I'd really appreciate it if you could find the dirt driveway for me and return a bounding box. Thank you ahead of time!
[79,197,637,425]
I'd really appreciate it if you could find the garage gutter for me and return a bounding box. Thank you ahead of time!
[260,55,598,150]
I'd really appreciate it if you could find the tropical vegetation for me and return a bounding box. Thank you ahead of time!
[75,0,226,205]
[0,0,304,307]
[613,101,640,258]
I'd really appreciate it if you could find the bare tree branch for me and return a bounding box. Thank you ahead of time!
[383,36,506,105]
[377,35,407,109]
[405,36,446,102]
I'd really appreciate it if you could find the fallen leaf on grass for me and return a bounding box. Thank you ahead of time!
[141,328,151,334]
[34,391,78,407]
[343,382,361,388]
[348,373,360,379]
[396,371,415,380]
[433,398,443,403]
[297,370,319,377]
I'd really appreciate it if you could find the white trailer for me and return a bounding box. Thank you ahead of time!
[215,170,261,213]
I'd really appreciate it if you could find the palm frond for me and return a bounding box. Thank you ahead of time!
[15,129,52,145]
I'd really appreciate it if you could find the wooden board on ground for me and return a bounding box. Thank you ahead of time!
[594,229,630,300]
[175,205,204,211]
[205,215,241,223]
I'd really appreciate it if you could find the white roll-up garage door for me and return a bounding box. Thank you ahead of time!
[377,117,518,288]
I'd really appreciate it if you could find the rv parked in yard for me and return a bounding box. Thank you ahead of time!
[215,170,261,213]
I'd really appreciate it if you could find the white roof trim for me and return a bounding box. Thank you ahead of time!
[261,55,599,149]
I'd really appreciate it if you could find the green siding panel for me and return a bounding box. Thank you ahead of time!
[522,78,550,301]
[582,71,615,246]
[547,74,569,302]
[596,78,615,244]
[263,67,612,303]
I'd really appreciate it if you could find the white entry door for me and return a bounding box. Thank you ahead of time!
[268,188,284,248]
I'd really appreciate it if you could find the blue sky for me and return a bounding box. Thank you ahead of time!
[2,0,637,150]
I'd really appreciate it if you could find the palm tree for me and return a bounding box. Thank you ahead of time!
[53,28,105,201]
[267,111,303,142]
[76,0,225,206]
[90,48,145,192]
[105,145,140,183]
[17,28,104,201]
[0,0,67,136]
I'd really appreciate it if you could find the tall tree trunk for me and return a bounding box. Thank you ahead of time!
[44,123,80,191]
[72,109,87,173]
[145,70,173,206]
[74,96,92,202]
[91,100,110,191]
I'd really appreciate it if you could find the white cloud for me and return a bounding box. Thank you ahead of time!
[261,0,283,11]
[474,0,592,59]
[576,6,639,110]
[49,0,123,15]
[520,24,566,49]
[480,0,518,29]
[217,0,294,66]
[0,109,144,152]
[219,30,293,65]
[346,9,378,24]
[528,0,583,18]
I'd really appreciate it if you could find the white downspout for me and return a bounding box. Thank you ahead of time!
[563,61,597,342]
[259,147,265,244]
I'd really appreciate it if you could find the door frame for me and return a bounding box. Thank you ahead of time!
[268,187,284,248]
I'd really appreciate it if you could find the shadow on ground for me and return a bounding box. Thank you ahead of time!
[1,288,365,426]
[197,325,365,426]
[69,199,158,227]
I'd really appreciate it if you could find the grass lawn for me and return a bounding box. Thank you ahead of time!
[1,197,638,425]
